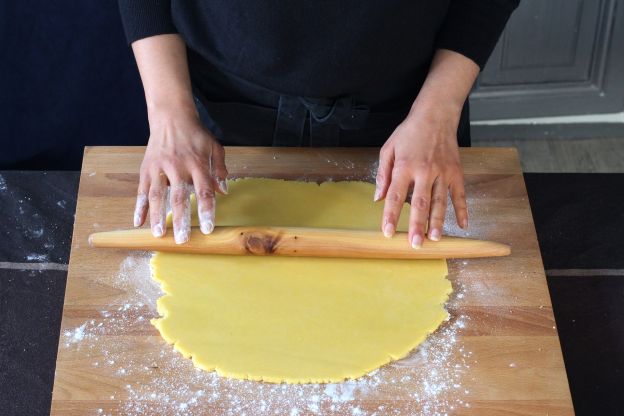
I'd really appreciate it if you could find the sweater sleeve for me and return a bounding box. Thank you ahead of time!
[435,0,520,70]
[117,0,177,44]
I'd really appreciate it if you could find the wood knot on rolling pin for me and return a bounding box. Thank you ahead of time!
[241,231,281,255]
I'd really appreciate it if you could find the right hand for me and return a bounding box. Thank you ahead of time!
[133,108,228,244]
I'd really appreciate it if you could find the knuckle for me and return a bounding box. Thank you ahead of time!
[392,159,411,171]
[430,214,446,222]
[148,188,164,200]
[170,190,187,207]
[412,196,429,211]
[162,157,185,172]
[431,194,447,204]
[387,191,404,203]
[416,160,433,172]
[451,171,465,182]
[159,155,174,167]
[196,187,214,199]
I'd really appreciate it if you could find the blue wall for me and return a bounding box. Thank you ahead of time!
[0,1,149,169]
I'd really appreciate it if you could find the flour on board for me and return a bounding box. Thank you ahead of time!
[60,253,475,416]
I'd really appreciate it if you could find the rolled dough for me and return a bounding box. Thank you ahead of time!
[152,178,451,383]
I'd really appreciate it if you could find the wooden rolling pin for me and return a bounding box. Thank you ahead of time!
[89,226,510,259]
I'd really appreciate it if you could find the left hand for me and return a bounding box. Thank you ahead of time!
[375,106,468,248]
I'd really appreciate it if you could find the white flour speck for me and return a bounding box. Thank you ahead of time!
[28,227,44,238]
[26,253,48,261]
[64,323,86,345]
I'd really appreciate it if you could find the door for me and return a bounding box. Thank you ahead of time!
[470,0,624,120]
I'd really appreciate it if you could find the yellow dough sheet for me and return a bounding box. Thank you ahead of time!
[152,178,451,383]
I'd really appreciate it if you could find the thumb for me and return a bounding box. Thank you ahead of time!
[210,143,229,194]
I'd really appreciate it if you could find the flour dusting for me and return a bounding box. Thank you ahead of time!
[26,253,48,261]
[61,253,472,415]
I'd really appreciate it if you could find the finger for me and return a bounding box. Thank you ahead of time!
[210,144,229,194]
[148,172,168,238]
[381,165,410,238]
[193,170,216,235]
[450,177,468,229]
[170,181,192,244]
[427,177,448,241]
[134,176,150,227]
[409,178,434,249]
[374,146,394,202]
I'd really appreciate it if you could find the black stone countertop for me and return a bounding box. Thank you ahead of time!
[0,171,622,416]
[0,172,78,416]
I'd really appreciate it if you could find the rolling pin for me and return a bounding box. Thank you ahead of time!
[89,226,510,259]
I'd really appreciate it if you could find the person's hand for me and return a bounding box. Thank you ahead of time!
[133,108,228,244]
[375,107,467,248]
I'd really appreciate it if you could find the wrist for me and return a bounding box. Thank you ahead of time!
[147,98,199,128]
[407,49,478,128]
[406,97,462,131]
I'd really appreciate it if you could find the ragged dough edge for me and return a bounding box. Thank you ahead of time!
[149,253,453,384]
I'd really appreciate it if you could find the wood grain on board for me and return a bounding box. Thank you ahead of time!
[50,146,574,415]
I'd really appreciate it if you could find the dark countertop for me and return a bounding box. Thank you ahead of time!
[0,171,622,416]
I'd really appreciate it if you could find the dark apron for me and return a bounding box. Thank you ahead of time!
[188,49,471,148]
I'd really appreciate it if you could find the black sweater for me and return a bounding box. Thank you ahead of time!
[118,0,518,100]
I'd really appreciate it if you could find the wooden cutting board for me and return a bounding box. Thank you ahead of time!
[50,146,574,415]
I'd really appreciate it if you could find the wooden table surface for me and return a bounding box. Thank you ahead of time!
[50,146,574,415]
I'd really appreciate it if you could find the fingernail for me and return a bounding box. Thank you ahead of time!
[373,187,382,202]
[461,218,468,229]
[174,228,190,244]
[133,212,141,227]
[383,223,394,238]
[153,223,163,238]
[429,228,441,241]
[199,212,215,235]
[218,179,228,194]
[411,234,423,249]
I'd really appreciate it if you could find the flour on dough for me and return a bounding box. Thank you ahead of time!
[152,178,451,383]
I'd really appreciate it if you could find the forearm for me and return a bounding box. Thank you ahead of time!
[408,49,479,127]
[376,49,477,243]
[131,36,227,243]
[131,34,197,123]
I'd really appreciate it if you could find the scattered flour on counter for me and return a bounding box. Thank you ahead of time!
[60,253,473,416]
[26,253,48,261]
[0,174,6,191]
[27,227,44,239]
[64,323,87,345]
